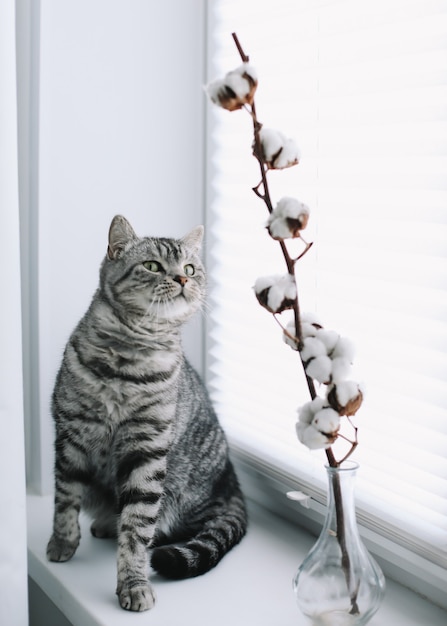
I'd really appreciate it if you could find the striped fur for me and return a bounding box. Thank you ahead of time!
[47,216,247,612]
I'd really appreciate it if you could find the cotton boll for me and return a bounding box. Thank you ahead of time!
[206,77,243,110]
[297,402,315,426]
[258,128,300,170]
[334,380,363,407]
[316,329,339,353]
[312,408,340,439]
[258,128,284,161]
[301,312,323,328]
[300,312,323,339]
[267,197,310,240]
[267,275,296,312]
[233,63,257,92]
[206,63,258,111]
[327,381,364,416]
[205,78,224,103]
[225,63,257,99]
[330,357,352,383]
[278,196,309,221]
[297,397,325,424]
[254,274,296,314]
[272,138,300,169]
[285,210,309,236]
[306,355,332,384]
[267,218,294,240]
[301,322,318,339]
[254,275,276,292]
[301,337,327,362]
[297,398,336,449]
[225,73,252,99]
[332,336,355,361]
[296,422,332,450]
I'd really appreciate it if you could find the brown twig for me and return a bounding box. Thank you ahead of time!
[232,32,249,63]
[293,240,314,262]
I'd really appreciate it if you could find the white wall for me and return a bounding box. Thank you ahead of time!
[22,0,206,493]
[0,1,29,623]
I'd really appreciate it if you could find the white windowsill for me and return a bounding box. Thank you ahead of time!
[27,494,447,626]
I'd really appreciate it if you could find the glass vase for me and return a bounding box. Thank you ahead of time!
[293,461,385,625]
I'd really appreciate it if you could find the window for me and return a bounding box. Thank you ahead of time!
[206,0,447,573]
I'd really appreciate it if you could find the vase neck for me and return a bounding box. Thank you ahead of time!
[324,462,359,535]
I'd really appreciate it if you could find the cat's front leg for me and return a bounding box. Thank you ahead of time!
[47,475,84,562]
[47,429,90,562]
[115,424,171,611]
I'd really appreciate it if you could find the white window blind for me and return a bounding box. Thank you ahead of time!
[206,0,447,569]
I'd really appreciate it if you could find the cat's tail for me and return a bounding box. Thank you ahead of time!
[150,492,247,579]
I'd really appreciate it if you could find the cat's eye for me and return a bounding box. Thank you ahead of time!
[184,264,195,277]
[143,260,162,273]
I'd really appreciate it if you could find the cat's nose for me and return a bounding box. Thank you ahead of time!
[174,275,188,287]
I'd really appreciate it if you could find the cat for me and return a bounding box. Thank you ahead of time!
[46,215,247,612]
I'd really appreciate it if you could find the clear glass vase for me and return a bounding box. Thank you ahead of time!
[293,461,386,625]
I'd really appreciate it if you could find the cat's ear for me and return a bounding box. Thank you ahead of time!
[107,215,138,260]
[181,225,204,253]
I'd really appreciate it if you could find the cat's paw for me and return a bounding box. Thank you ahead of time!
[117,584,156,612]
[46,534,79,562]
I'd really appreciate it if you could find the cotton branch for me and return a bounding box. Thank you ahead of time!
[207,33,363,616]
[232,33,331,428]
[231,32,361,468]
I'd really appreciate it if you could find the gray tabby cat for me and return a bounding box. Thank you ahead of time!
[46,215,247,612]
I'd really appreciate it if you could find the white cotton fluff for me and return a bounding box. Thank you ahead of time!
[296,423,332,450]
[267,217,291,240]
[301,311,322,327]
[237,62,258,83]
[267,197,310,239]
[301,322,318,339]
[297,397,325,425]
[306,355,332,384]
[259,128,284,159]
[297,398,336,449]
[254,274,296,313]
[312,407,340,435]
[300,312,322,338]
[223,73,250,98]
[333,380,363,407]
[316,329,339,353]
[332,336,355,361]
[224,63,257,98]
[205,79,221,102]
[276,196,309,220]
[259,128,300,169]
[301,337,327,362]
[273,138,301,169]
[206,63,258,109]
[206,74,245,107]
[330,357,352,383]
[297,402,314,426]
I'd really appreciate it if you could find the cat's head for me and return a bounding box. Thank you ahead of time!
[100,215,205,327]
